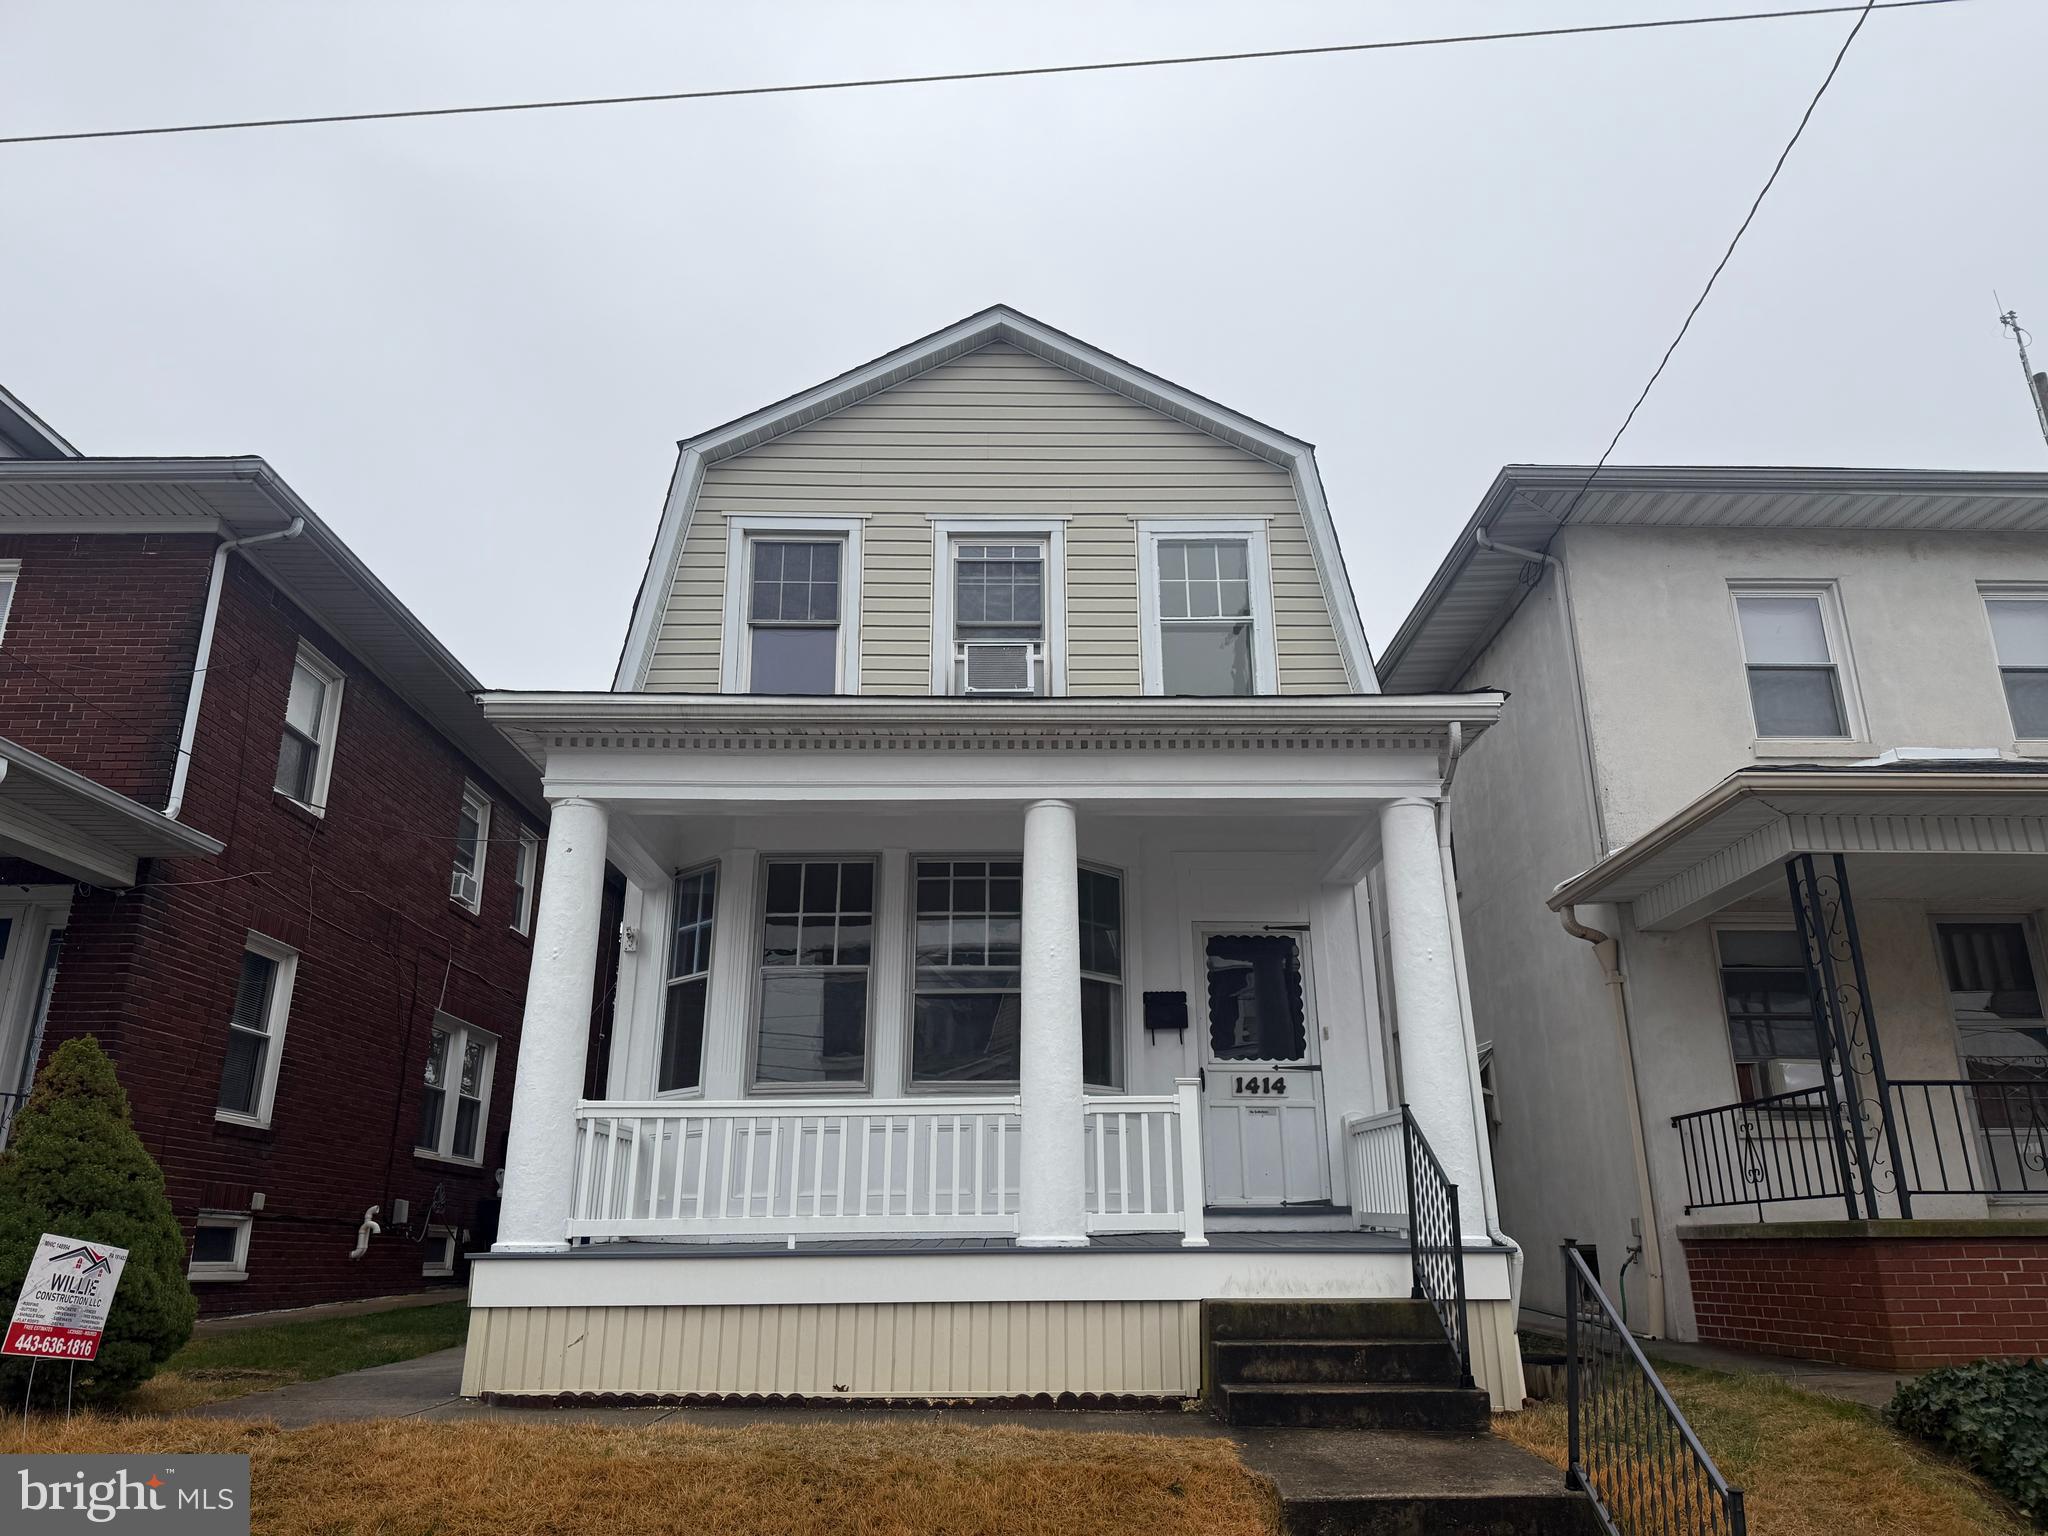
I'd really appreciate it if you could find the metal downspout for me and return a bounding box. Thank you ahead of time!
[164,517,306,819]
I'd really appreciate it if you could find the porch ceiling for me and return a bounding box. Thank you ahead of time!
[1549,763,2048,931]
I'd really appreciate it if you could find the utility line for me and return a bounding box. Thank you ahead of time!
[1546,0,1884,528]
[0,0,1975,148]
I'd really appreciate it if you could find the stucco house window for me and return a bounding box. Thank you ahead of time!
[273,643,345,811]
[216,934,297,1127]
[418,1016,496,1163]
[1715,928,1824,1101]
[1982,590,2048,738]
[752,858,874,1089]
[660,863,717,1093]
[1730,585,1855,739]
[1137,520,1278,696]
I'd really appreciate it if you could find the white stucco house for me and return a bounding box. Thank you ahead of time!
[1382,466,2048,1370]
[461,308,1525,1412]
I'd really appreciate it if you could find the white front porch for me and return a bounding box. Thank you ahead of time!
[468,694,1520,1404]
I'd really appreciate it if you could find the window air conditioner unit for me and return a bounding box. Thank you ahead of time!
[450,870,479,908]
[1761,1058,1827,1096]
[962,641,1037,695]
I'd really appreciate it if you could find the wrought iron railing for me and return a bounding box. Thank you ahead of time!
[1890,1074,2048,1198]
[1566,1243,1747,1536]
[1671,1086,1853,1216]
[1400,1104,1472,1389]
[1676,1073,2048,1215]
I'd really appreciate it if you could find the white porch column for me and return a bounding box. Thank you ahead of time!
[495,796,611,1252]
[1018,798,1088,1247]
[1379,796,1487,1232]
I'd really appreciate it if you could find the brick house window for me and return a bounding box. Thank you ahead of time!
[273,643,345,812]
[450,783,491,913]
[418,1016,496,1164]
[216,934,297,1128]
[0,558,18,644]
[511,828,539,936]
[422,1227,457,1278]
[188,1212,252,1282]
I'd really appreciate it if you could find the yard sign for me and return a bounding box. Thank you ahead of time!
[3,1232,128,1362]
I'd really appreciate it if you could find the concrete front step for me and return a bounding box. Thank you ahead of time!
[1212,1338,1458,1386]
[1206,1299,1446,1343]
[1231,1429,1600,1536]
[1217,1382,1492,1432]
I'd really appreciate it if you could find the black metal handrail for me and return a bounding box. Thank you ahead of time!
[1400,1103,1472,1389]
[1890,1075,2048,1197]
[1566,1243,1746,1536]
[1671,1086,1852,1216]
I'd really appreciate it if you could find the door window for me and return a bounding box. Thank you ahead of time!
[1205,934,1308,1061]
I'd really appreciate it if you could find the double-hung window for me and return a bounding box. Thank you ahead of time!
[450,783,491,912]
[418,1015,496,1163]
[0,559,18,644]
[1715,929,1824,1101]
[953,543,1046,695]
[273,644,344,810]
[1731,585,1856,740]
[216,934,297,1127]
[1139,521,1276,696]
[661,864,717,1093]
[910,859,1124,1090]
[747,539,843,694]
[1983,590,2048,738]
[510,829,539,936]
[752,858,873,1088]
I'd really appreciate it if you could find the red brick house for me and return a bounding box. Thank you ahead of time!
[0,387,550,1314]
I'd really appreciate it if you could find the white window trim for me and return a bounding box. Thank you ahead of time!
[451,782,491,913]
[421,1225,458,1278]
[215,931,298,1130]
[1136,518,1280,697]
[0,558,19,646]
[719,514,865,695]
[511,828,540,936]
[657,860,719,1099]
[746,853,878,1096]
[1727,579,1867,744]
[278,641,346,815]
[188,1211,252,1283]
[1977,583,2048,748]
[927,517,1067,696]
[415,1014,498,1166]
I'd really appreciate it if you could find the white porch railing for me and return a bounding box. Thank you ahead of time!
[568,1080,1205,1246]
[1344,1108,1409,1231]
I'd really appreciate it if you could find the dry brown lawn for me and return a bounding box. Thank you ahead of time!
[1498,1365,2032,1536]
[0,1414,1277,1536]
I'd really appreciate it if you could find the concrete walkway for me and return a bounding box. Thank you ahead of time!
[1637,1337,1913,1410]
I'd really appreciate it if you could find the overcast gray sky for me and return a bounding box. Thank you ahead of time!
[5,0,2044,689]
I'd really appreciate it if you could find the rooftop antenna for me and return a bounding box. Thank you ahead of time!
[1996,294,2048,452]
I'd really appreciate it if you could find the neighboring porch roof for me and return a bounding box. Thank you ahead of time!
[0,734,224,887]
[1548,759,2048,931]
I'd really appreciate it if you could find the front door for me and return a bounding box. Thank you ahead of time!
[1199,928,1330,1207]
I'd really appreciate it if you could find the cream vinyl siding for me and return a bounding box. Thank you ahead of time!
[462,1300,1204,1398]
[644,343,1351,694]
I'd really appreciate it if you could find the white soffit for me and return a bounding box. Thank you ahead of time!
[1380,466,2048,695]
[612,305,1378,694]
[0,733,224,887]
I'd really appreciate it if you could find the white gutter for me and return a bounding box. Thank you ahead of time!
[164,517,306,820]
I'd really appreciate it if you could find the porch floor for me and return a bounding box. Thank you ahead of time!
[530,1230,1482,1260]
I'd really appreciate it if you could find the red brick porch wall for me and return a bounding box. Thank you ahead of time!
[1681,1221,2048,1368]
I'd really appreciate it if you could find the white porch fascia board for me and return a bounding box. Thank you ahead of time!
[0,736,226,887]
[1551,767,2048,931]
[609,304,1378,693]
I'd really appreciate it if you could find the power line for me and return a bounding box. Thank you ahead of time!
[1547,0,1885,529]
[0,0,1976,149]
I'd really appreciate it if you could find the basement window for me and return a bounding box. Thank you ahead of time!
[188,1213,251,1282]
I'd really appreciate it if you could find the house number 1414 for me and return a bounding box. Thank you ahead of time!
[1232,1075,1287,1096]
